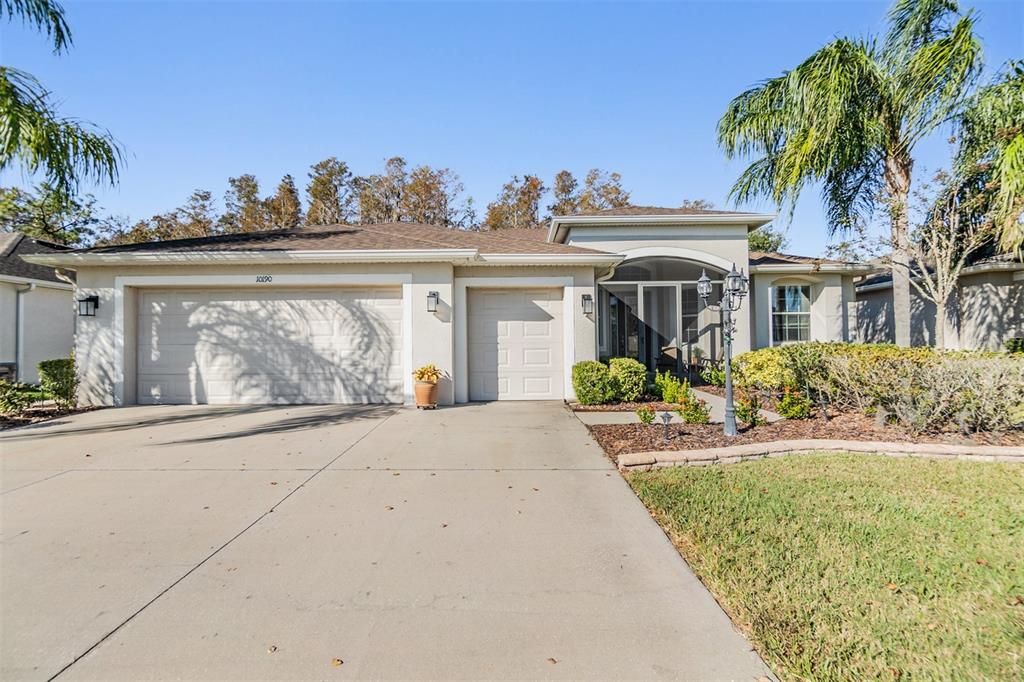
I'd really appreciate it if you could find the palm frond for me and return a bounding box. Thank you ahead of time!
[0,0,71,52]
[0,67,121,190]
[884,0,959,64]
[898,13,982,144]
[718,38,887,230]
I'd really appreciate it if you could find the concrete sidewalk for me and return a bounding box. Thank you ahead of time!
[1,402,771,680]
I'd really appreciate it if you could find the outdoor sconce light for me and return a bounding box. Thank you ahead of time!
[426,291,440,313]
[581,293,594,315]
[77,295,99,317]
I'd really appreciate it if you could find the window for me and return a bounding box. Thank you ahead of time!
[771,285,810,344]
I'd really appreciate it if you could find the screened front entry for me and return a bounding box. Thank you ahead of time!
[597,258,724,375]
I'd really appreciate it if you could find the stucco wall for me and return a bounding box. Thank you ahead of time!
[0,281,74,383]
[566,224,751,353]
[855,270,1022,349]
[749,273,857,349]
[72,262,597,407]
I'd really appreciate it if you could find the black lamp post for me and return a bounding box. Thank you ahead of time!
[697,264,748,437]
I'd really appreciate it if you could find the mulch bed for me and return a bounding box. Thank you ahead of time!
[0,406,94,431]
[589,411,1024,462]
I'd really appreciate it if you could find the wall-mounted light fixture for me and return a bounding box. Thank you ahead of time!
[77,295,99,317]
[581,293,594,315]
[426,291,440,313]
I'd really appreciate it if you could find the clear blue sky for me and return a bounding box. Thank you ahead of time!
[2,0,1021,256]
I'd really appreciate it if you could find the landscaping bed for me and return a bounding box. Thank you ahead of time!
[589,411,1024,461]
[0,405,93,430]
[627,454,1024,679]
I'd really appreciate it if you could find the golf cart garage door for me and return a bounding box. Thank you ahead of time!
[467,288,563,401]
[136,287,403,404]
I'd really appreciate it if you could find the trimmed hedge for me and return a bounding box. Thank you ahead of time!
[572,361,615,405]
[38,358,78,411]
[608,357,647,401]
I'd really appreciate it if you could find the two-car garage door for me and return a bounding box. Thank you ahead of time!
[136,288,403,405]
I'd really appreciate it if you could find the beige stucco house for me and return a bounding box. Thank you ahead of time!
[855,254,1024,349]
[23,207,870,407]
[0,233,76,384]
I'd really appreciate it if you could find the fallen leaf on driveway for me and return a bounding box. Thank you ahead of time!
[547,657,558,664]
[270,482,278,486]
[267,645,277,653]
[331,658,344,667]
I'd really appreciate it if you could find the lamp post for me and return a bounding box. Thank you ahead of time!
[697,264,749,437]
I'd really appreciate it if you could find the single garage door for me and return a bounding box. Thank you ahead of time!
[136,287,403,405]
[467,288,563,401]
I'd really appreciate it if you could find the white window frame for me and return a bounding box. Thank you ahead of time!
[769,284,811,346]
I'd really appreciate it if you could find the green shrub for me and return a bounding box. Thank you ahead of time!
[654,370,684,403]
[636,405,655,424]
[778,388,814,419]
[609,357,647,401]
[736,391,767,426]
[1005,338,1024,354]
[572,361,615,405]
[0,380,36,415]
[677,396,711,424]
[38,358,78,411]
[699,363,726,387]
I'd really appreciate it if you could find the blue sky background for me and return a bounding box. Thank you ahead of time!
[2,0,1021,255]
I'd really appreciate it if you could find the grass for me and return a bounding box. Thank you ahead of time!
[627,454,1024,680]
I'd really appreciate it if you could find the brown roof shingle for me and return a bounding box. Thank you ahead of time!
[576,205,765,218]
[1,234,73,284]
[78,223,609,256]
[749,251,852,266]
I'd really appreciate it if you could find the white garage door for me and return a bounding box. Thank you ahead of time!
[467,288,563,401]
[136,288,403,405]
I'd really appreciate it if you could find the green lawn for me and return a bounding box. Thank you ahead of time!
[627,454,1024,680]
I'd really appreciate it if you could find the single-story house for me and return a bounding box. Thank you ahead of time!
[22,207,871,406]
[855,254,1024,349]
[0,233,76,383]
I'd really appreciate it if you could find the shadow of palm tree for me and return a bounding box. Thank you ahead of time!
[138,289,401,405]
[157,404,398,444]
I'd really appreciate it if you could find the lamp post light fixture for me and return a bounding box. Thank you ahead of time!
[426,291,440,313]
[581,293,594,315]
[660,411,673,443]
[697,264,749,437]
[77,295,99,317]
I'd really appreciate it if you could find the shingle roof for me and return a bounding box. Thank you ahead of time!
[749,251,852,266]
[577,205,765,217]
[0,233,73,284]
[77,223,607,256]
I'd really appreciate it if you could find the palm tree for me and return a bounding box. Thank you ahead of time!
[956,61,1024,254]
[1,0,121,190]
[717,0,982,346]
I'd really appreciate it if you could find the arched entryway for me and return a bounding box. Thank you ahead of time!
[598,256,727,376]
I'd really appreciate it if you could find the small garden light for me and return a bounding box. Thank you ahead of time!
[660,411,673,443]
[77,295,99,317]
[581,293,594,315]
[426,291,440,313]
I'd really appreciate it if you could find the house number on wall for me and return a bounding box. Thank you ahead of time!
[255,275,273,283]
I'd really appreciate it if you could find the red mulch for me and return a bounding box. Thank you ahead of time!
[588,411,1024,462]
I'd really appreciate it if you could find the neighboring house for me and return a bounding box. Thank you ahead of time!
[23,208,870,406]
[855,254,1024,349]
[0,233,76,383]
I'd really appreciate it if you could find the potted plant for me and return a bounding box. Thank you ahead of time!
[412,364,442,409]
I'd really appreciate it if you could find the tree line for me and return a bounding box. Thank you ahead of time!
[1,162,661,246]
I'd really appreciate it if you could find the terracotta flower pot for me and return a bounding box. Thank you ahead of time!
[414,381,439,409]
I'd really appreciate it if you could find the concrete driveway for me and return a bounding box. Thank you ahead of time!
[1,402,770,681]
